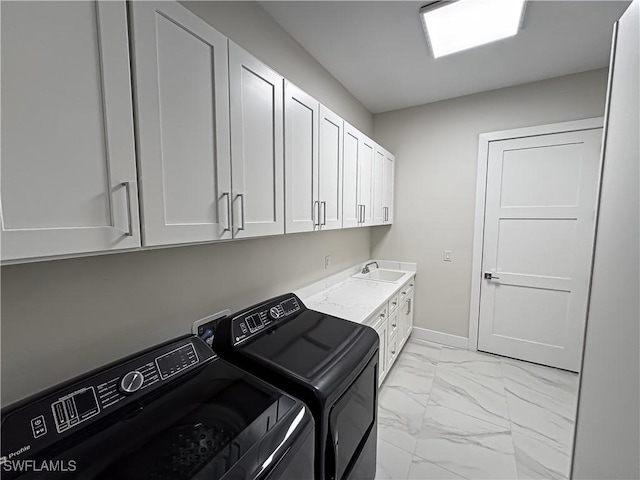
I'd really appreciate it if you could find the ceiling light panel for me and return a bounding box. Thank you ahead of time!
[421,0,526,58]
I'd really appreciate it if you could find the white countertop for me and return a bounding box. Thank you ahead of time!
[296,261,416,326]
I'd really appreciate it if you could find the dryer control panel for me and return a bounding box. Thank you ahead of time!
[1,336,214,464]
[230,294,304,345]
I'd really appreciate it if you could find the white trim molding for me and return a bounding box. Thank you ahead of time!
[468,117,605,351]
[411,327,469,349]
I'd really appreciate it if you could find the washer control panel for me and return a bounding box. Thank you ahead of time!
[231,294,303,345]
[1,336,213,464]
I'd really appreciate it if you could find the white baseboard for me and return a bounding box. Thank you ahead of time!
[410,327,469,349]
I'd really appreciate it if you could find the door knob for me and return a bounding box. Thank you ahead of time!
[484,272,500,280]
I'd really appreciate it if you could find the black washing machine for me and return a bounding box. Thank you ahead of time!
[211,293,379,480]
[1,335,314,480]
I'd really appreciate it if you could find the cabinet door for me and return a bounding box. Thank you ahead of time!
[0,1,140,261]
[400,290,415,349]
[130,1,231,246]
[383,150,395,224]
[318,106,344,230]
[342,124,360,228]
[229,42,284,238]
[388,309,399,343]
[387,331,399,371]
[357,137,375,226]
[373,146,386,225]
[284,82,319,233]
[375,321,388,386]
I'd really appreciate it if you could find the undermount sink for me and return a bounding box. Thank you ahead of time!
[359,269,405,283]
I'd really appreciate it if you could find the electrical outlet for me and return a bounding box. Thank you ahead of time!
[324,255,331,269]
[443,250,452,262]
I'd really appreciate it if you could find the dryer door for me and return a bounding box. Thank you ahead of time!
[328,355,377,480]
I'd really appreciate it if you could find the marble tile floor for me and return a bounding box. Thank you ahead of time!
[376,338,579,480]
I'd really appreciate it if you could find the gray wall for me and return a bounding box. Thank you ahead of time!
[572,2,639,477]
[1,229,371,405]
[371,69,609,338]
[0,1,373,407]
[181,1,373,136]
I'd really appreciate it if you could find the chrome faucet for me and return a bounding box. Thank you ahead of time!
[362,261,379,274]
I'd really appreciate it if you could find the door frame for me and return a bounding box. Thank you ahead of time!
[467,117,604,351]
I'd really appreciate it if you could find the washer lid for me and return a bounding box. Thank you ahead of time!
[240,309,373,384]
[1,339,307,480]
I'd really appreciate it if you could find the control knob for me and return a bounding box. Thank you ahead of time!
[269,306,282,320]
[120,370,144,394]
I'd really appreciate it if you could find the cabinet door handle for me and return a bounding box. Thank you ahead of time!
[314,201,320,227]
[321,201,326,226]
[363,205,366,222]
[121,182,133,237]
[237,193,245,231]
[406,299,412,315]
[222,192,231,232]
[379,312,385,318]
[359,204,364,223]
[392,301,397,307]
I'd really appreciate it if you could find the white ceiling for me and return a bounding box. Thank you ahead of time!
[260,1,631,113]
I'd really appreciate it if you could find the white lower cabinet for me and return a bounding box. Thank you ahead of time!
[399,288,415,350]
[1,1,141,261]
[373,310,388,387]
[375,275,415,385]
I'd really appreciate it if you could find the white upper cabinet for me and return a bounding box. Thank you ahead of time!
[229,42,284,239]
[318,106,344,230]
[130,1,232,247]
[382,148,395,224]
[284,82,319,234]
[342,124,360,228]
[0,1,141,262]
[358,136,376,226]
[373,145,395,225]
[343,124,374,227]
[373,147,385,225]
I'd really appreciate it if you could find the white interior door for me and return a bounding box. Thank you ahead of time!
[229,42,284,239]
[130,1,231,247]
[284,82,319,233]
[318,106,343,230]
[478,128,603,371]
[0,1,140,261]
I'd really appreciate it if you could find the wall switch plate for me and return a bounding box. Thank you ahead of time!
[443,250,452,262]
[324,255,331,269]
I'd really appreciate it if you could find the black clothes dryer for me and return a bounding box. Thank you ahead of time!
[212,293,379,480]
[1,335,314,480]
